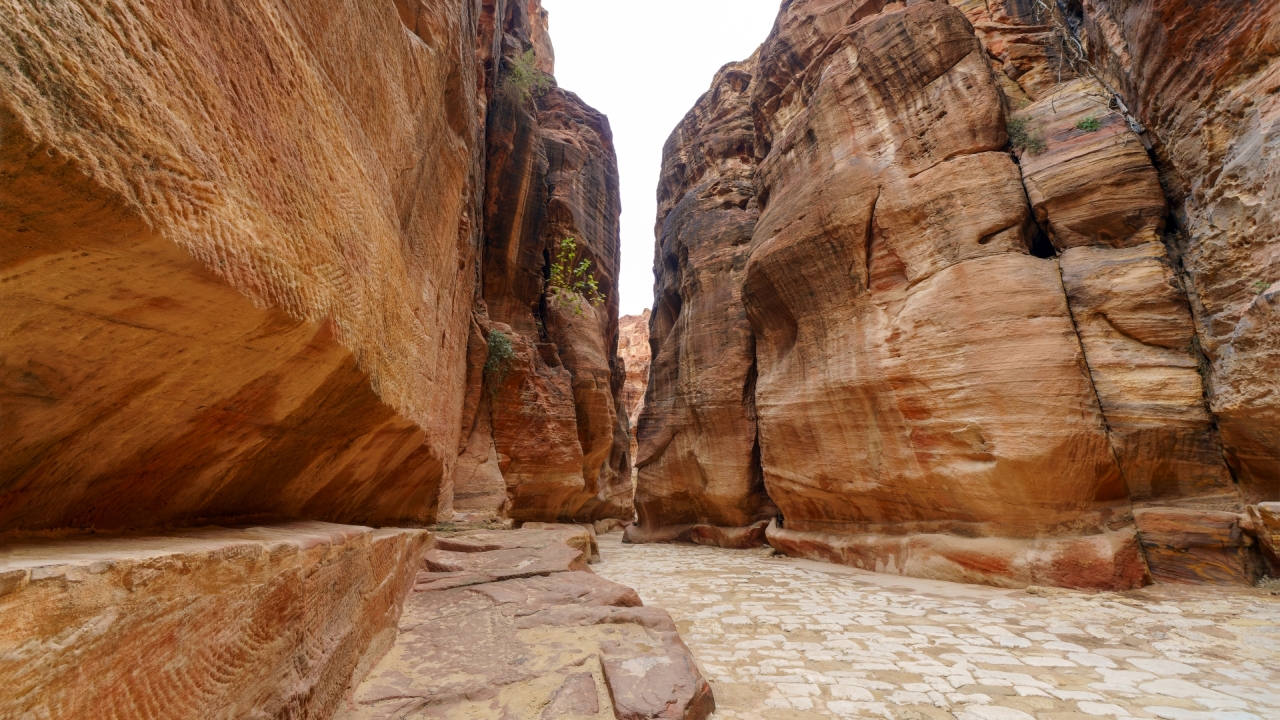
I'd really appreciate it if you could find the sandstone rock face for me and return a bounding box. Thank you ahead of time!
[339,525,714,719]
[0,0,487,531]
[631,57,776,546]
[0,522,430,720]
[741,2,1140,589]
[618,310,651,431]
[641,0,1278,588]
[1077,0,1280,506]
[468,19,632,524]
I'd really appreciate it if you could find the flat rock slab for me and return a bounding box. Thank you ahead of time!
[339,525,714,719]
[0,522,430,720]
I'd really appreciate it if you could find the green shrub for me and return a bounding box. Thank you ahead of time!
[1007,116,1047,155]
[505,49,550,100]
[1254,280,1273,295]
[1075,116,1102,132]
[548,237,603,316]
[484,330,515,395]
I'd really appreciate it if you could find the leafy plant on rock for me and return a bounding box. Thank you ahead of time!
[484,330,515,396]
[548,236,603,317]
[1007,116,1047,155]
[1076,116,1102,132]
[504,49,551,100]
[1254,280,1273,295]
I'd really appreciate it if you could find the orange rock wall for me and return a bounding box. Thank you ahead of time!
[0,0,489,531]
[1,0,628,531]
[638,0,1279,587]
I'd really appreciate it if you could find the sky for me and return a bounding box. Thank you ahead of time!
[540,0,782,317]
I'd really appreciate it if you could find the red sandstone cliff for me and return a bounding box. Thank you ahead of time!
[635,0,1280,589]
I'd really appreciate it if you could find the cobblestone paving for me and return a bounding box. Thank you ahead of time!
[593,535,1280,720]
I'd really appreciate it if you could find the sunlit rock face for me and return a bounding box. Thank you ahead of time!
[640,0,1279,587]
[0,0,492,532]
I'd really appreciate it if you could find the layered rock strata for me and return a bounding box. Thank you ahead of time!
[639,0,1279,587]
[0,522,430,720]
[338,525,714,719]
[630,57,776,548]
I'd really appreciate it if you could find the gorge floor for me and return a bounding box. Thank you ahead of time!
[592,535,1280,720]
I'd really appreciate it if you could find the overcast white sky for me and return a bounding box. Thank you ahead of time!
[541,0,781,317]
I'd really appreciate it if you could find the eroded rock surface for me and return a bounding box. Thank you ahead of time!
[631,56,775,547]
[0,0,486,532]
[0,522,429,720]
[637,0,1279,588]
[339,525,714,720]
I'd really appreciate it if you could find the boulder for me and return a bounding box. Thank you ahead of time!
[0,523,430,720]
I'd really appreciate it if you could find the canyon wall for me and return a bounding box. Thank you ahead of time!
[636,0,1278,588]
[1,0,630,532]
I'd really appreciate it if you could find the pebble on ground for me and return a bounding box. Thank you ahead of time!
[593,535,1280,720]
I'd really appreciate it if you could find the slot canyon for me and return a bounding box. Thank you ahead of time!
[1,0,1278,718]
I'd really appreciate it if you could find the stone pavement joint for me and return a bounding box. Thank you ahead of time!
[593,535,1280,720]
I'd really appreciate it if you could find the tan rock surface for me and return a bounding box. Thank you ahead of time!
[738,2,1139,587]
[0,522,430,720]
[0,0,486,531]
[618,310,651,431]
[633,57,775,544]
[1080,0,1280,504]
[1059,244,1236,508]
[339,525,714,720]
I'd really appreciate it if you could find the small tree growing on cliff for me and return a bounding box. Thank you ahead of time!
[504,50,551,100]
[548,237,603,317]
[1007,116,1047,155]
[484,330,515,396]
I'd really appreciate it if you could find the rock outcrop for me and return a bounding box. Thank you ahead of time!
[618,310,651,431]
[0,0,486,532]
[637,0,1279,587]
[1,0,631,531]
[0,523,430,720]
[338,525,714,719]
[630,57,776,549]
[461,11,632,524]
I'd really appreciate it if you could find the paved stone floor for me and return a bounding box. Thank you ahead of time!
[593,535,1280,720]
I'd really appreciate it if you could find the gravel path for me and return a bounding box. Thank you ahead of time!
[593,534,1280,720]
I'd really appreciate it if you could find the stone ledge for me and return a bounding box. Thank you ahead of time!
[766,521,1150,591]
[0,521,430,720]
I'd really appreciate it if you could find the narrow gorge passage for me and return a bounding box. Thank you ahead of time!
[594,536,1280,720]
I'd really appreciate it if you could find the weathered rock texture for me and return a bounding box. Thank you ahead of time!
[631,57,776,548]
[0,0,489,532]
[464,14,632,524]
[639,0,1279,587]
[0,522,429,720]
[618,310,651,431]
[338,525,714,719]
[1,0,630,531]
